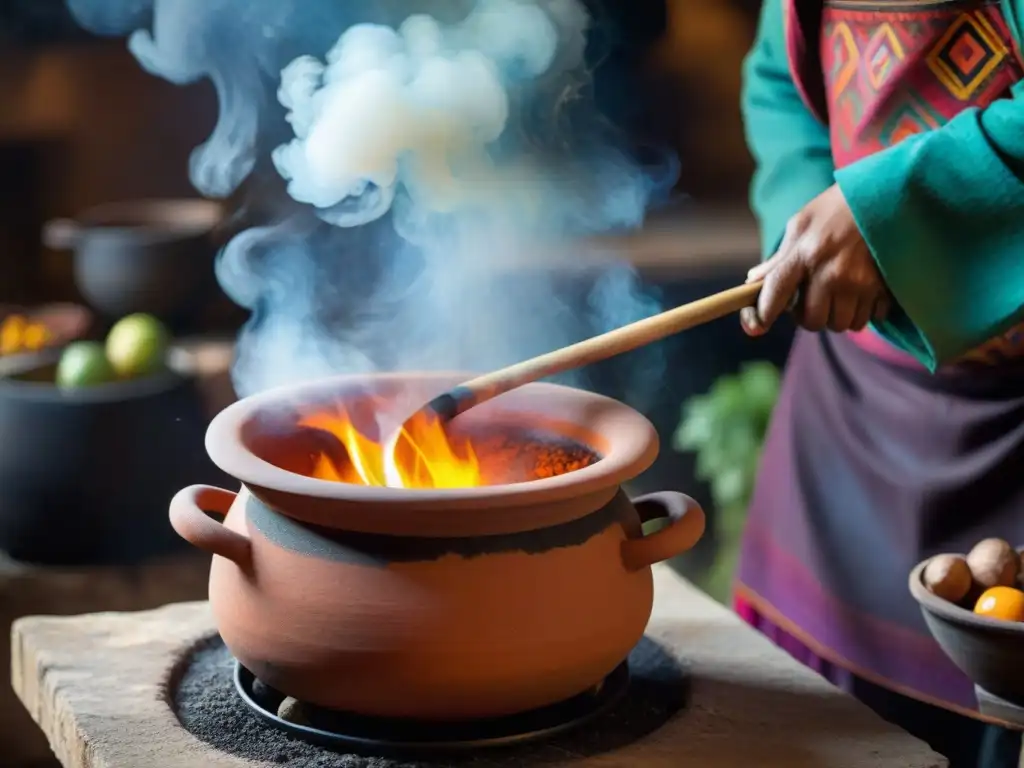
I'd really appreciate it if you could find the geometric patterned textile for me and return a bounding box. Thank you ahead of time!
[821,0,1024,363]
[822,0,1020,162]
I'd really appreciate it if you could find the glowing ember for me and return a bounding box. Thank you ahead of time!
[298,408,482,489]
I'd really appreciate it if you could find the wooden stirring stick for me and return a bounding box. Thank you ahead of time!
[420,279,764,424]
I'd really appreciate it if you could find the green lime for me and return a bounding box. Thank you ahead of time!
[56,341,116,389]
[105,313,170,379]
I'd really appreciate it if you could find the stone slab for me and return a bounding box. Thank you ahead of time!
[11,565,946,768]
[0,552,211,766]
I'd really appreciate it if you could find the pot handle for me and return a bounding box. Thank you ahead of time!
[621,492,706,572]
[169,485,250,566]
[42,218,80,250]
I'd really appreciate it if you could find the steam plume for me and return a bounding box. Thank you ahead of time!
[66,0,675,410]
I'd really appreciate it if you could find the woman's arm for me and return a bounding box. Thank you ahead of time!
[835,69,1024,369]
[740,2,886,340]
[742,0,835,259]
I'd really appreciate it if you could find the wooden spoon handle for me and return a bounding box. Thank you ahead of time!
[429,280,764,420]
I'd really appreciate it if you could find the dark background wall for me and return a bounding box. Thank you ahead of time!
[0,0,761,306]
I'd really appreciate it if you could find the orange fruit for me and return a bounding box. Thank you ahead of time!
[974,586,1024,622]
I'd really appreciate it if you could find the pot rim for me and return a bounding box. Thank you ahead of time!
[0,346,196,404]
[56,198,225,247]
[81,197,221,228]
[205,371,659,510]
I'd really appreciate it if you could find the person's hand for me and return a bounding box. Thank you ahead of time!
[740,184,890,336]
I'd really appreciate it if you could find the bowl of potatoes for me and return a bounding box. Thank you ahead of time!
[910,538,1024,706]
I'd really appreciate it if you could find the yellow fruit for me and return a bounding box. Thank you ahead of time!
[105,313,169,378]
[23,324,50,350]
[0,315,26,355]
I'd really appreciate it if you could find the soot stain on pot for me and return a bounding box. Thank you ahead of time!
[174,637,690,767]
[245,491,639,564]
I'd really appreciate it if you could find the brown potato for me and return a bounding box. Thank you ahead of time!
[966,538,1020,590]
[923,554,973,603]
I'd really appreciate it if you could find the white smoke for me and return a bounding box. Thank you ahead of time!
[272,1,576,229]
[66,0,674,408]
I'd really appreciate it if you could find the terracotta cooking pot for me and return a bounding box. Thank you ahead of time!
[169,372,705,720]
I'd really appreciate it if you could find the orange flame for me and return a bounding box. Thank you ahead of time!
[298,408,482,489]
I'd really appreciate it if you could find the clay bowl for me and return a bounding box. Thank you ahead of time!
[43,199,224,330]
[909,555,1024,706]
[170,372,706,721]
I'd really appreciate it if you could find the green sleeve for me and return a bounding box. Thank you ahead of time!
[836,81,1024,371]
[742,0,835,259]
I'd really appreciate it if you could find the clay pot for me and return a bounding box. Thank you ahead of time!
[170,373,705,720]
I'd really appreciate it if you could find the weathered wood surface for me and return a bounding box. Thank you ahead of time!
[1,552,210,765]
[11,565,945,767]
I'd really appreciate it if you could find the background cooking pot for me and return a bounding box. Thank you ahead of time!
[42,199,225,333]
[0,347,228,565]
[170,372,706,720]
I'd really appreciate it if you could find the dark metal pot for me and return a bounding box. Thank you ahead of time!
[43,199,225,332]
[0,348,228,566]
